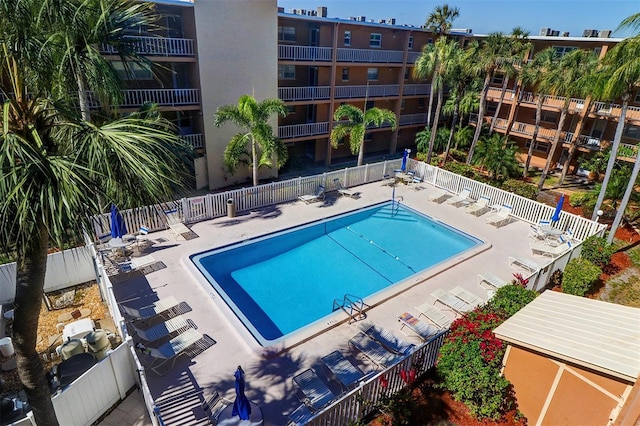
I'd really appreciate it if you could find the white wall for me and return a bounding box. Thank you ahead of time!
[194,0,279,189]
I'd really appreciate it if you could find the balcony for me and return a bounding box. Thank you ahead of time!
[335,84,399,99]
[181,133,204,149]
[402,84,430,96]
[100,36,195,57]
[407,52,421,64]
[563,132,601,150]
[278,86,331,102]
[279,122,329,139]
[399,113,427,126]
[278,45,332,61]
[336,48,404,63]
[120,89,200,108]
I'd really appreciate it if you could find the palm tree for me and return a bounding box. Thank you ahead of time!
[536,49,599,191]
[598,38,640,241]
[441,62,475,166]
[518,47,557,178]
[466,33,512,164]
[472,133,519,181]
[424,4,460,37]
[214,95,288,187]
[330,104,397,167]
[413,43,437,127]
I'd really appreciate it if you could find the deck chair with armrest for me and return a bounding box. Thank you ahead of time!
[358,322,415,355]
[508,255,541,273]
[119,296,182,321]
[131,315,196,343]
[431,288,471,315]
[321,350,368,391]
[333,178,360,198]
[164,209,192,240]
[202,391,232,424]
[414,302,452,329]
[116,254,158,275]
[477,273,509,290]
[381,174,396,187]
[426,187,452,204]
[446,188,472,207]
[485,204,513,228]
[529,240,572,258]
[348,332,403,369]
[397,312,439,341]
[449,286,484,309]
[465,196,491,216]
[298,184,325,204]
[141,328,206,376]
[287,403,315,426]
[292,369,336,411]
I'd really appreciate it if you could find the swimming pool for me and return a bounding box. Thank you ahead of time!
[190,201,484,348]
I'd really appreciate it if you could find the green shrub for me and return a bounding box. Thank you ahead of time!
[562,258,602,296]
[486,284,538,317]
[500,179,537,200]
[448,149,468,163]
[443,162,479,179]
[580,235,615,267]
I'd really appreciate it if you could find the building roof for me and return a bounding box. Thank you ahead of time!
[493,290,640,382]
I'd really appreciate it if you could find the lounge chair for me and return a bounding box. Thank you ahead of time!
[119,296,181,321]
[298,184,325,204]
[292,369,336,411]
[414,303,452,329]
[358,322,414,355]
[135,225,150,248]
[164,209,192,240]
[202,391,232,424]
[321,350,366,390]
[485,204,513,228]
[131,316,196,342]
[446,188,472,207]
[477,273,509,289]
[348,332,403,368]
[142,328,206,375]
[465,196,491,216]
[116,254,158,275]
[287,403,315,426]
[508,255,540,273]
[333,178,360,198]
[431,288,471,315]
[529,240,572,258]
[381,174,395,186]
[449,286,483,309]
[427,187,452,204]
[397,312,439,340]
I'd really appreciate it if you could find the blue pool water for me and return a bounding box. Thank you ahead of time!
[190,202,482,345]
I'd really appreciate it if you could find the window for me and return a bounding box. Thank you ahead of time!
[344,31,351,46]
[418,98,425,108]
[112,62,152,80]
[408,36,414,49]
[491,73,504,85]
[278,65,295,79]
[370,33,382,48]
[541,110,559,123]
[525,140,550,153]
[623,125,640,140]
[635,91,640,103]
[365,100,374,110]
[278,26,296,42]
[367,68,378,80]
[486,102,498,115]
[342,68,349,81]
[428,38,433,44]
[552,46,577,57]
[286,105,296,114]
[593,47,602,58]
[401,99,406,110]
[404,68,410,80]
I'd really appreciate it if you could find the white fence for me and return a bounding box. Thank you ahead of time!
[0,247,95,304]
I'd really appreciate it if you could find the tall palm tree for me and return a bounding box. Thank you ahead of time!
[519,47,557,178]
[536,49,599,191]
[465,33,511,164]
[598,38,640,240]
[441,60,475,165]
[413,43,437,127]
[330,104,397,167]
[214,95,288,187]
[472,133,519,181]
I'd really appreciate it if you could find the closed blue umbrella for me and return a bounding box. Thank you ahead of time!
[110,205,128,238]
[232,366,251,420]
[551,194,565,222]
[401,149,410,172]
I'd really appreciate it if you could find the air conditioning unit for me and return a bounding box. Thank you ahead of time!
[539,27,551,36]
[550,30,559,36]
[388,18,396,25]
[277,7,284,13]
[561,31,570,37]
[358,16,366,22]
[317,6,327,18]
[582,29,598,37]
[378,19,386,24]
[599,30,611,38]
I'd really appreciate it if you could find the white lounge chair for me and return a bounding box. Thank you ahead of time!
[348,332,403,368]
[449,286,483,309]
[508,255,540,272]
[131,316,196,342]
[164,209,192,240]
[321,350,366,390]
[298,184,325,204]
[288,404,315,426]
[119,296,181,321]
[202,391,232,424]
[359,322,414,355]
[465,196,491,216]
[333,178,360,198]
[485,204,513,228]
[381,174,395,186]
[116,254,158,275]
[431,288,471,315]
[135,225,150,248]
[446,188,472,207]
[141,328,206,375]
[529,240,572,258]
[477,273,509,289]
[292,369,336,411]
[397,312,439,340]
[427,187,452,204]
[414,303,452,329]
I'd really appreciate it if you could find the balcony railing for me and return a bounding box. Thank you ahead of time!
[181,133,204,149]
[278,86,331,101]
[402,84,430,96]
[619,143,639,159]
[337,48,404,63]
[278,45,332,61]
[100,36,195,56]
[120,89,200,108]
[335,84,399,99]
[399,113,427,126]
[406,51,421,64]
[278,122,329,139]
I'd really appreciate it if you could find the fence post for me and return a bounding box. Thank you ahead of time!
[383,160,388,177]
[364,163,369,183]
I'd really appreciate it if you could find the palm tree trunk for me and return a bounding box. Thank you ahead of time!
[76,73,91,122]
[251,138,259,186]
[505,82,522,137]
[593,96,629,220]
[559,99,593,184]
[427,86,444,164]
[357,139,365,167]
[442,101,460,166]
[426,73,437,127]
[523,96,543,178]
[467,71,492,164]
[489,76,510,134]
[14,223,60,426]
[537,106,568,191]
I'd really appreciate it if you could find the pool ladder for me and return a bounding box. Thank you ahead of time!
[332,294,370,324]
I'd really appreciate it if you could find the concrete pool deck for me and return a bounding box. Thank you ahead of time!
[109,180,548,425]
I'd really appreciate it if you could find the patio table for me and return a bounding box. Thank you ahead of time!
[217,401,263,426]
[63,318,95,342]
[108,237,135,257]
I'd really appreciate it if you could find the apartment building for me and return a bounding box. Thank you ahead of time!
[115,2,637,190]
